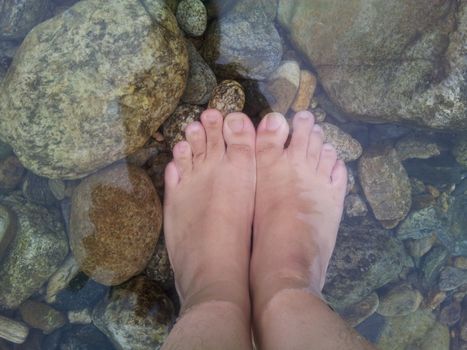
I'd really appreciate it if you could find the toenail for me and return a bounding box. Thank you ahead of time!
[227,116,245,133]
[323,143,334,151]
[205,112,220,123]
[297,111,312,119]
[266,114,283,131]
[312,124,323,133]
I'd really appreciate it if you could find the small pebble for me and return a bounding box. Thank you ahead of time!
[19,300,66,334]
[68,308,92,325]
[291,70,317,112]
[340,292,379,327]
[344,194,368,218]
[176,0,207,36]
[377,283,423,317]
[405,234,437,258]
[0,156,25,193]
[46,255,81,304]
[320,122,363,162]
[0,315,29,344]
[22,172,57,206]
[163,104,204,149]
[439,300,461,326]
[208,80,245,117]
[423,290,447,310]
[266,60,300,115]
[145,237,175,290]
[439,267,467,291]
[310,107,326,122]
[48,179,66,201]
[395,134,441,161]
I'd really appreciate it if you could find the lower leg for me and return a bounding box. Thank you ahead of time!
[163,300,252,350]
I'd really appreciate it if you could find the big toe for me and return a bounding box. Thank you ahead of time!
[224,112,256,164]
[256,113,289,167]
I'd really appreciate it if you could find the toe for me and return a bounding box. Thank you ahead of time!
[256,113,289,166]
[288,111,315,159]
[307,124,324,168]
[164,161,180,191]
[173,141,193,177]
[185,121,206,166]
[224,112,256,163]
[331,159,348,191]
[201,109,225,160]
[317,143,338,180]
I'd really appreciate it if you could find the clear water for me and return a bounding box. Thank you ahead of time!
[0,0,466,349]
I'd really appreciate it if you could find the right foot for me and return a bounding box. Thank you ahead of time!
[250,111,348,315]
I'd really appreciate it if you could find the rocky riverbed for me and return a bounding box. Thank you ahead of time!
[0,0,466,349]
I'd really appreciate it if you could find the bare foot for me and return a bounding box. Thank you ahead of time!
[251,111,347,315]
[163,109,256,315]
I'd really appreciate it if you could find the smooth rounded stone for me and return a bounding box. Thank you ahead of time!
[0,0,52,40]
[147,152,172,196]
[67,309,92,325]
[70,163,162,286]
[48,179,66,201]
[377,283,423,317]
[344,194,368,218]
[423,290,447,311]
[0,140,12,161]
[340,292,379,327]
[405,234,437,258]
[208,80,245,117]
[163,104,204,149]
[19,300,66,334]
[145,237,174,290]
[421,245,449,287]
[202,0,282,80]
[92,276,175,350]
[176,0,207,36]
[58,324,114,350]
[126,143,161,168]
[397,206,444,240]
[52,272,108,312]
[310,107,326,123]
[278,0,467,132]
[0,205,15,260]
[395,135,441,161]
[453,137,467,167]
[323,219,409,309]
[0,0,188,179]
[404,155,466,186]
[0,193,68,309]
[291,70,317,112]
[416,320,450,350]
[0,156,25,194]
[45,256,80,304]
[439,267,467,292]
[21,172,58,206]
[0,315,29,344]
[377,309,447,350]
[321,122,363,162]
[266,60,300,115]
[358,145,412,227]
[455,257,467,270]
[182,41,217,105]
[439,299,461,326]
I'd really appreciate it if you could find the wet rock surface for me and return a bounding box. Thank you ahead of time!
[0,193,68,309]
[70,163,162,286]
[163,104,204,149]
[19,300,66,334]
[0,204,15,260]
[377,283,423,317]
[0,156,24,194]
[208,80,245,117]
[0,0,188,179]
[92,276,175,350]
[321,122,362,162]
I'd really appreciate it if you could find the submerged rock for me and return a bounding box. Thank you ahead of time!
[323,219,408,309]
[163,104,204,149]
[176,0,207,36]
[208,80,245,117]
[0,0,52,40]
[266,60,300,115]
[340,292,379,327]
[358,145,412,227]
[377,283,423,317]
[19,300,66,334]
[421,245,449,287]
[453,136,467,167]
[92,276,175,350]
[202,0,282,80]
[145,237,175,290]
[395,135,442,161]
[439,266,467,291]
[0,156,25,194]
[0,0,188,179]
[0,204,15,260]
[321,122,362,162]
[278,0,467,131]
[58,324,114,350]
[70,163,162,286]
[0,193,68,309]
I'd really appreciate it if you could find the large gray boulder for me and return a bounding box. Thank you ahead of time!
[278,0,467,131]
[0,0,188,179]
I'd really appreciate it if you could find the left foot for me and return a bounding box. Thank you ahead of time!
[163,109,256,314]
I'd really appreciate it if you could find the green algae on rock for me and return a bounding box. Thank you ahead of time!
[70,163,162,286]
[92,276,175,350]
[278,0,467,131]
[0,193,68,309]
[0,0,188,179]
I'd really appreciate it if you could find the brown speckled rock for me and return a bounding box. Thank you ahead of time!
[19,300,66,334]
[358,145,412,227]
[266,60,300,115]
[320,122,362,162]
[291,70,317,112]
[70,163,162,286]
[0,156,25,193]
[208,80,245,117]
[163,104,204,149]
[145,237,174,290]
[0,0,188,179]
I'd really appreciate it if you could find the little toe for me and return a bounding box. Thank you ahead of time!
[331,159,348,192]
[164,161,179,191]
[224,112,256,164]
[201,109,225,160]
[256,113,289,166]
[307,124,324,168]
[317,143,338,180]
[173,141,193,178]
[288,111,315,159]
[185,121,206,166]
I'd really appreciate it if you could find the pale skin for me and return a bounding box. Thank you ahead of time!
[162,109,376,350]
